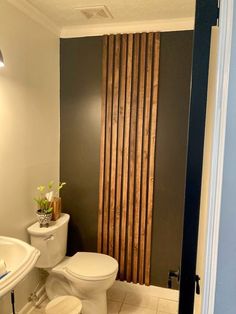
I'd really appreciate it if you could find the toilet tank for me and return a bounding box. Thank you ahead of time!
[27,213,70,268]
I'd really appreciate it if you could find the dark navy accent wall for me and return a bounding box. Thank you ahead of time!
[60,37,102,254]
[60,31,193,287]
[151,31,193,287]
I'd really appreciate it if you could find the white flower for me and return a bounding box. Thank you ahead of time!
[45,191,54,202]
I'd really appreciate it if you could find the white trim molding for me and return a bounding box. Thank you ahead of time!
[6,0,194,38]
[60,18,194,38]
[201,1,234,313]
[7,0,60,36]
[5,0,194,38]
[111,280,179,302]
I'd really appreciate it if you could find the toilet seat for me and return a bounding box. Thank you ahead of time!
[53,252,118,281]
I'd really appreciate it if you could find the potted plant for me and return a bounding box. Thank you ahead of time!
[34,181,66,228]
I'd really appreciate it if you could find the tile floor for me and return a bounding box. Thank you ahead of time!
[29,284,178,314]
[107,285,178,314]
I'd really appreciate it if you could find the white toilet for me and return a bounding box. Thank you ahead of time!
[27,213,118,314]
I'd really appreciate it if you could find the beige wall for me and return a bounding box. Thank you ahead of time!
[0,0,59,312]
[194,27,219,314]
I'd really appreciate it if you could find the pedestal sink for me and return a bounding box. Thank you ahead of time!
[0,236,40,297]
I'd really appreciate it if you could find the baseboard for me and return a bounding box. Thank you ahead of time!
[112,280,179,301]
[18,301,34,314]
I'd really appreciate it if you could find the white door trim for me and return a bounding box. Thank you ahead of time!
[201,1,234,313]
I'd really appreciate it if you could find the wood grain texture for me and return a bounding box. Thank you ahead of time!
[139,33,154,284]
[145,33,160,285]
[97,36,108,253]
[103,35,114,254]
[114,35,127,262]
[126,33,140,282]
[120,34,133,280]
[109,35,121,256]
[98,33,160,285]
[133,33,146,283]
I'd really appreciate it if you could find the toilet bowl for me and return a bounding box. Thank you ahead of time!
[46,252,118,314]
[27,214,118,314]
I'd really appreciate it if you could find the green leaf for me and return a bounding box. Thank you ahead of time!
[37,185,45,193]
[48,181,54,189]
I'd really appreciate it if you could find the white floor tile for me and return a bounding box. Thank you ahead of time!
[120,304,156,314]
[107,285,127,302]
[29,309,45,314]
[28,282,179,314]
[107,300,122,314]
[124,292,158,310]
[158,299,178,313]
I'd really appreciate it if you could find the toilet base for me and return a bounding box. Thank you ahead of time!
[45,274,108,314]
[46,274,74,300]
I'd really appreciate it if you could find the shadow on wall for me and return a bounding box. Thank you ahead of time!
[67,217,84,254]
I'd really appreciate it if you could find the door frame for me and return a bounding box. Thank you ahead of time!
[200,0,234,313]
[179,1,219,312]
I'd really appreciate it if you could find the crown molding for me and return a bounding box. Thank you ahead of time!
[6,0,194,39]
[7,0,60,36]
[60,17,194,38]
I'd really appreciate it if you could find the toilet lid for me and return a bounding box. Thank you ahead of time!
[65,252,118,280]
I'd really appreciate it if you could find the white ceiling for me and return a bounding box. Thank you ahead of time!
[8,0,196,37]
[26,0,195,26]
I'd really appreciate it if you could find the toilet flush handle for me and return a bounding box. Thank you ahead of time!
[44,235,54,241]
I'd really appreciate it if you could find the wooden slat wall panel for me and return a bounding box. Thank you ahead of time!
[109,35,120,256]
[119,34,133,280]
[145,33,160,285]
[102,35,114,254]
[139,33,154,284]
[133,33,146,283]
[114,35,127,262]
[98,32,160,285]
[126,33,140,282]
[97,36,108,253]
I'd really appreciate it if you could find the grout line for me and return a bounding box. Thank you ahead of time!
[118,291,127,313]
[156,297,160,314]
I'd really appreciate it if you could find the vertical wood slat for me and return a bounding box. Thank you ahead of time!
[98,32,160,285]
[126,33,140,282]
[133,33,147,283]
[119,34,133,280]
[109,35,121,256]
[145,33,160,285]
[103,35,114,254]
[139,33,154,284]
[114,35,127,262]
[97,36,108,253]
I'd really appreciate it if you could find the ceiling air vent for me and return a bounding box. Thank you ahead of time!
[76,5,113,20]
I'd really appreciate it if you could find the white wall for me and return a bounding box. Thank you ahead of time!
[0,0,59,312]
[214,5,236,314]
[194,27,219,314]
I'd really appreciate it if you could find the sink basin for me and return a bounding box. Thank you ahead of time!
[0,236,40,297]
